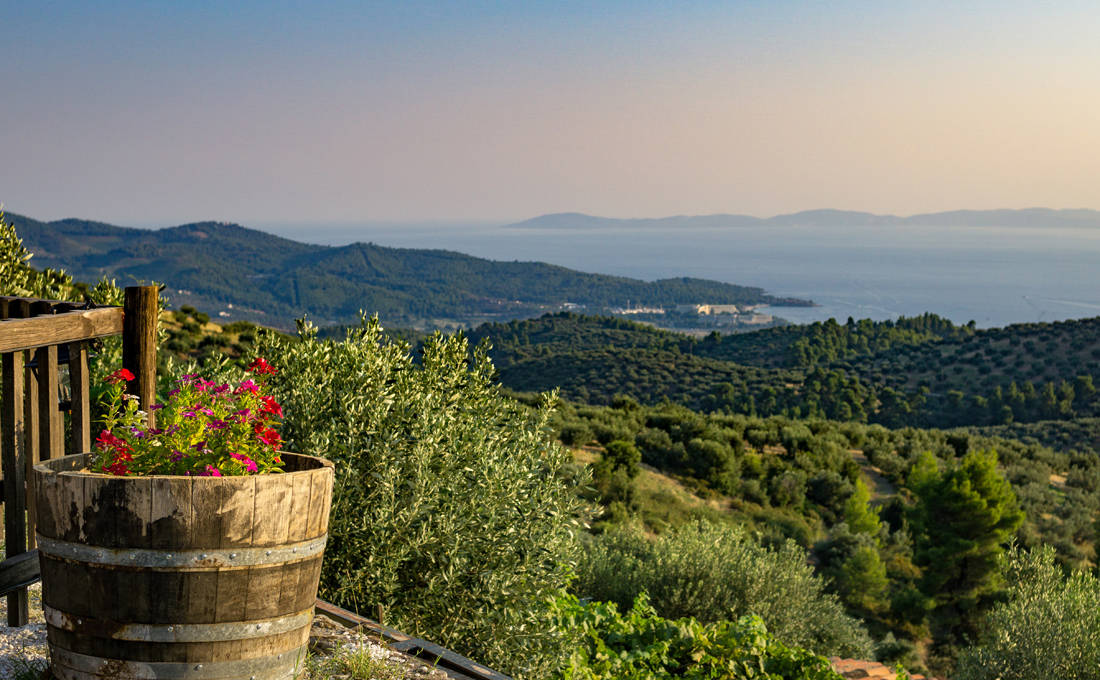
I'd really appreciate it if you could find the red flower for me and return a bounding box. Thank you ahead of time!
[256,426,281,448]
[259,396,283,418]
[105,461,130,476]
[96,429,127,451]
[247,358,278,375]
[106,368,136,385]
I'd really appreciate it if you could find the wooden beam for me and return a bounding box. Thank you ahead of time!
[123,286,158,428]
[312,599,512,680]
[0,306,123,353]
[0,550,40,598]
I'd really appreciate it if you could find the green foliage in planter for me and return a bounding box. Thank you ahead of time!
[553,592,843,680]
[573,520,874,658]
[955,545,1100,680]
[255,319,592,679]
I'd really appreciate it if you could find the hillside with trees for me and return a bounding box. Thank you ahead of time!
[6,212,808,330]
[5,212,1098,678]
[472,312,1100,439]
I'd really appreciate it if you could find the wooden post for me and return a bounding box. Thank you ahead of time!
[123,286,158,428]
[68,341,92,454]
[2,350,28,626]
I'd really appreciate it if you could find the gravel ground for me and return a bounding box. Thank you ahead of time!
[0,588,447,680]
[0,584,49,678]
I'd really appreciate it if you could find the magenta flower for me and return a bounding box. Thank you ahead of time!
[235,379,260,395]
[231,452,259,473]
[202,465,223,477]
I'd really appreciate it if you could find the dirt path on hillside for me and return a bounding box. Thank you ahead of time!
[850,450,897,502]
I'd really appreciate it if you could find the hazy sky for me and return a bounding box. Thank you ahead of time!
[3,1,1099,224]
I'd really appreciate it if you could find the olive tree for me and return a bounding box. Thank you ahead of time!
[257,320,591,678]
[956,546,1100,680]
[574,520,873,658]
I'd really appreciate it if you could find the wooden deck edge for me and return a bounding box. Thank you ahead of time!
[313,599,513,680]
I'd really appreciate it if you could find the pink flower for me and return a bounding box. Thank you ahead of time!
[202,465,223,477]
[231,452,259,473]
[235,379,260,395]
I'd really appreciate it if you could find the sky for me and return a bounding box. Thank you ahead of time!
[3,1,1100,225]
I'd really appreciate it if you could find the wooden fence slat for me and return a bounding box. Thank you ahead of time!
[29,344,60,549]
[24,352,39,551]
[68,341,92,454]
[2,349,29,626]
[0,306,124,353]
[23,351,39,487]
[36,344,63,461]
[123,286,159,428]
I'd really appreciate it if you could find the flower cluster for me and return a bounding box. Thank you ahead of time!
[92,358,286,477]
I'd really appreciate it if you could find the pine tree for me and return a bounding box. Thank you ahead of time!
[908,449,1024,653]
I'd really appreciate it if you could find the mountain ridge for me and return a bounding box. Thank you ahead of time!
[508,207,1100,229]
[5,212,809,329]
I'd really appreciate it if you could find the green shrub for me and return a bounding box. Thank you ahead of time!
[573,520,873,658]
[554,592,843,680]
[0,209,73,299]
[955,546,1100,680]
[256,319,592,679]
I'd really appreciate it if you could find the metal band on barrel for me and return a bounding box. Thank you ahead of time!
[35,534,326,568]
[50,645,307,680]
[44,605,314,642]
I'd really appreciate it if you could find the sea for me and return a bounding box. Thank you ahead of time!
[257,221,1100,330]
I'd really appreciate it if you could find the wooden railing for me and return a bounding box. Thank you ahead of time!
[0,286,158,626]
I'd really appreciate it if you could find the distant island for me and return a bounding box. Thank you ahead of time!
[7,212,810,330]
[508,207,1100,229]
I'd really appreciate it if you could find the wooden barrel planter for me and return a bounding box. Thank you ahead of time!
[33,452,334,680]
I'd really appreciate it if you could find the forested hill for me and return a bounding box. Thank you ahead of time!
[7,212,808,329]
[467,312,974,371]
[470,312,1100,433]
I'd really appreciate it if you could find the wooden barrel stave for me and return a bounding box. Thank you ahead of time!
[34,452,333,680]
